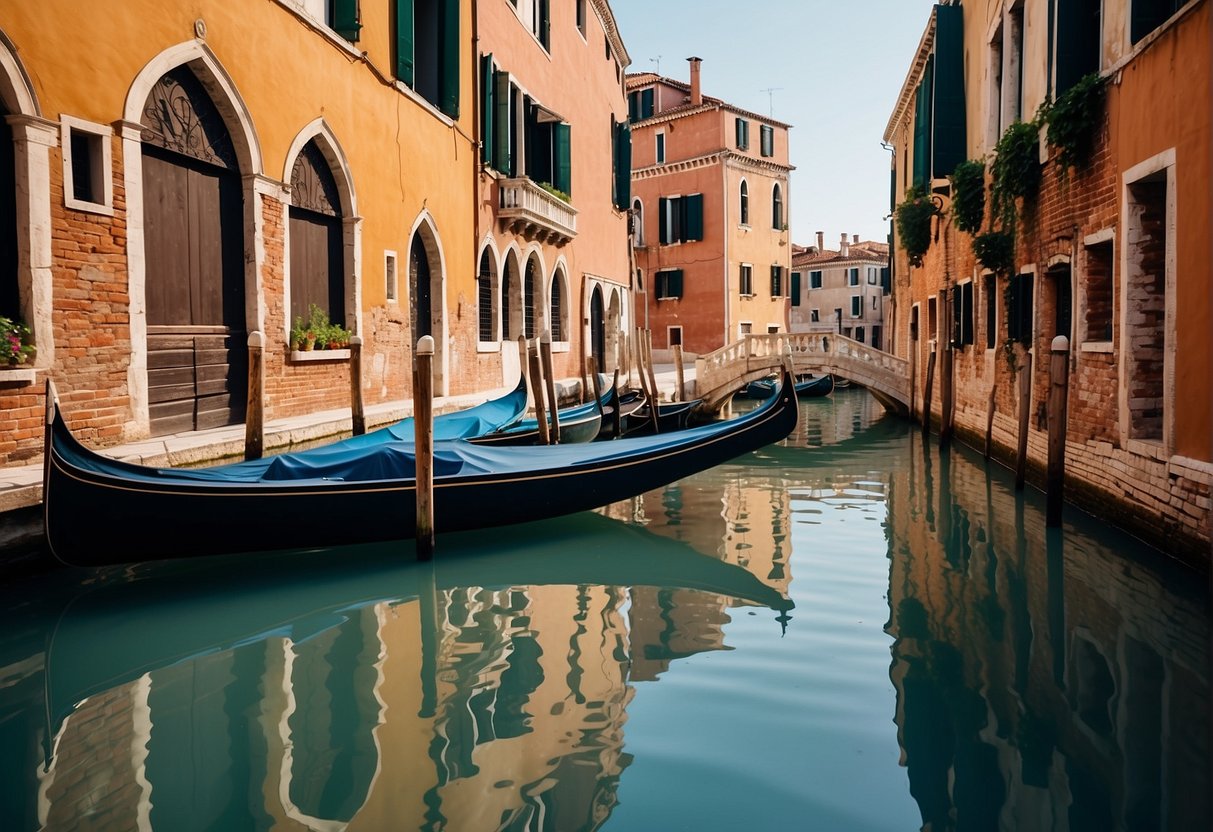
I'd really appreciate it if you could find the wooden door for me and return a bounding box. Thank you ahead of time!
[144,147,246,435]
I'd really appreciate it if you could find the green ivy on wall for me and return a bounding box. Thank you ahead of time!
[949,159,986,234]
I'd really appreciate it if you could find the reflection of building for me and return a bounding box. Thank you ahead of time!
[789,233,889,349]
[883,1,1211,557]
[884,432,1210,830]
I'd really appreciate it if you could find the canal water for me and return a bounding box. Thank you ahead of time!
[1,388,1208,831]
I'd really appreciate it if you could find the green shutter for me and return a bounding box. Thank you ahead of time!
[539,0,551,50]
[394,0,414,85]
[554,123,571,196]
[658,196,669,243]
[671,269,683,298]
[790,271,801,306]
[440,0,460,118]
[333,0,361,41]
[628,91,639,122]
[641,88,654,119]
[481,54,495,166]
[614,121,631,211]
[911,57,933,188]
[932,4,965,178]
[1056,0,1102,94]
[494,71,511,174]
[684,193,704,241]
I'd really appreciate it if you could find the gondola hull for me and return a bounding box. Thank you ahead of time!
[44,370,799,565]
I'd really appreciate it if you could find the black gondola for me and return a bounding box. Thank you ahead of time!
[43,367,799,565]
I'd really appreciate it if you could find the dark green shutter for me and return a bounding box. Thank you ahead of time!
[614,121,631,211]
[684,193,704,241]
[1056,0,1102,94]
[628,92,639,122]
[932,4,965,178]
[539,0,550,50]
[911,57,933,188]
[658,197,669,243]
[951,286,962,346]
[395,0,414,85]
[481,54,495,166]
[670,269,683,298]
[494,71,511,174]
[439,0,460,118]
[760,125,773,157]
[641,88,654,119]
[333,0,361,41]
[790,271,801,306]
[554,123,571,196]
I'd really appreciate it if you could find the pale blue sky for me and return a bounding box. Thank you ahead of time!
[609,0,934,247]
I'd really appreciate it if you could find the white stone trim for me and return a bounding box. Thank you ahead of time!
[5,115,56,371]
[59,115,114,216]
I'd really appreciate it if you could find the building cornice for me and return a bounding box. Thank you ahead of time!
[723,151,795,176]
[632,151,725,179]
[626,73,793,129]
[592,1,631,68]
[883,11,936,143]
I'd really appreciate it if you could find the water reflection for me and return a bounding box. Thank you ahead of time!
[0,387,1207,831]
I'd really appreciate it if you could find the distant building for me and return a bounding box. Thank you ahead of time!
[627,58,793,357]
[790,233,890,349]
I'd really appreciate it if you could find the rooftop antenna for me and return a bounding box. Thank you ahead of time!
[760,87,783,117]
[650,55,662,75]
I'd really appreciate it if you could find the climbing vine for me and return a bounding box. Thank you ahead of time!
[949,159,986,234]
[990,120,1041,229]
[972,229,1015,276]
[1043,72,1107,178]
[895,186,939,268]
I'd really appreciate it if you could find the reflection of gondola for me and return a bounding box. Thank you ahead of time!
[41,513,794,735]
[43,369,799,565]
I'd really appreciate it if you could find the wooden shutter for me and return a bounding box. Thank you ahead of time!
[333,0,361,41]
[628,92,639,122]
[494,71,511,174]
[911,58,932,188]
[641,88,654,119]
[440,0,460,118]
[684,193,704,241]
[539,0,550,49]
[481,54,495,166]
[963,281,974,345]
[760,125,773,157]
[395,0,414,85]
[658,196,670,244]
[932,4,965,179]
[670,269,684,298]
[554,123,571,195]
[790,271,801,306]
[614,121,631,210]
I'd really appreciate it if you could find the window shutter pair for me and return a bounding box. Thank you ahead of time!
[395,0,459,119]
[333,0,361,41]
[659,195,703,244]
[735,118,749,149]
[657,269,683,300]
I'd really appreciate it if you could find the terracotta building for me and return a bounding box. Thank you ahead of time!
[790,233,890,349]
[474,0,633,385]
[627,59,793,358]
[0,0,480,467]
[884,0,1210,559]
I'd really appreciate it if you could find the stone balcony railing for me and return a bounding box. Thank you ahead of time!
[498,178,577,245]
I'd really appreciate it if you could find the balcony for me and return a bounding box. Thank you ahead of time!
[498,178,577,245]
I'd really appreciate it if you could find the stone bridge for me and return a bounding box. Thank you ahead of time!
[693,332,910,414]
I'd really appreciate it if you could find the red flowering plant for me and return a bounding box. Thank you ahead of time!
[0,316,36,365]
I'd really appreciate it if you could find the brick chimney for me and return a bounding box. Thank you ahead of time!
[853,234,860,245]
[816,230,824,251]
[840,233,850,257]
[687,57,703,106]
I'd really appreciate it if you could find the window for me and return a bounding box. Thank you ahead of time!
[386,250,399,302]
[847,267,860,286]
[524,256,538,338]
[510,0,550,49]
[739,180,749,225]
[855,326,865,344]
[770,265,783,298]
[636,268,644,292]
[867,267,878,285]
[1124,161,1172,442]
[760,124,774,157]
[1055,0,1102,95]
[290,140,345,328]
[549,273,564,341]
[1083,236,1114,343]
[395,0,461,118]
[329,0,361,41]
[482,67,515,174]
[810,309,819,323]
[655,132,665,164]
[739,264,753,296]
[735,117,750,150]
[772,183,783,229]
[659,194,704,244]
[767,324,780,334]
[576,0,587,36]
[851,295,863,317]
[477,249,494,341]
[521,103,572,197]
[612,118,631,210]
[655,269,684,300]
[1007,272,1034,343]
[984,272,996,348]
[952,281,974,347]
[628,88,655,122]
[668,326,683,346]
[872,295,878,310]
[61,117,113,215]
[809,270,822,289]
[790,271,801,306]
[739,321,752,336]
[1131,0,1183,45]
[631,198,644,246]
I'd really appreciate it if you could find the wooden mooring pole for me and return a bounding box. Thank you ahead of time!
[1015,350,1034,491]
[540,331,560,443]
[940,338,954,445]
[244,331,264,460]
[1046,336,1071,526]
[644,329,660,433]
[984,384,997,459]
[527,341,551,445]
[672,343,685,403]
[350,334,366,436]
[414,335,435,559]
[921,341,936,438]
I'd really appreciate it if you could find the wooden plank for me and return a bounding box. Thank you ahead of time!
[142,152,191,328]
[148,349,194,370]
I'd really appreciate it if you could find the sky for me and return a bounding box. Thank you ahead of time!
[609,0,935,247]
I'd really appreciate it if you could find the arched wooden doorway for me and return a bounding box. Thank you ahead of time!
[141,66,246,435]
[590,286,605,374]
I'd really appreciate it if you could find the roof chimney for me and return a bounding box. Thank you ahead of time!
[840,233,850,258]
[816,231,824,251]
[687,57,703,106]
[853,234,860,245]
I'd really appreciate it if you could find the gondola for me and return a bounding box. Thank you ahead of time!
[42,367,799,565]
[622,399,702,436]
[737,373,833,400]
[469,376,612,445]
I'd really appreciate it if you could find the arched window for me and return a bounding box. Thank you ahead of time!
[631,198,644,246]
[477,248,495,342]
[290,140,344,327]
[549,271,565,341]
[739,180,749,225]
[524,256,539,338]
[772,182,784,229]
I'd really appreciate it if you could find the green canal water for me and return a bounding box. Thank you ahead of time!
[1,388,1208,830]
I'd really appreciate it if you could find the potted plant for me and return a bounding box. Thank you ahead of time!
[305,304,350,351]
[0,316,35,366]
